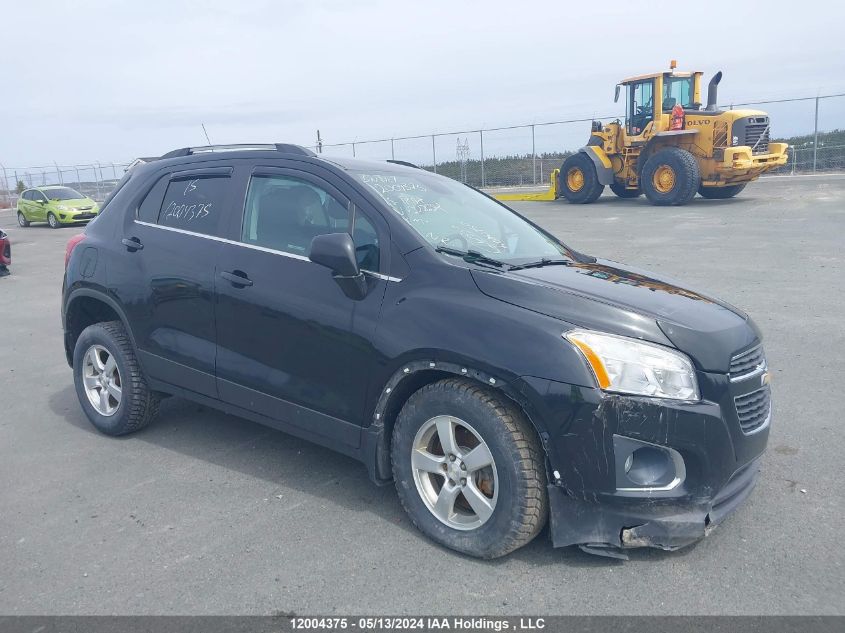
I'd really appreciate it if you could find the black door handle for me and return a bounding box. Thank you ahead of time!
[121,237,143,251]
[220,270,253,287]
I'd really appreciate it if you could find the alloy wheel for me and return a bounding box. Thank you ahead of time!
[82,344,122,416]
[411,415,498,530]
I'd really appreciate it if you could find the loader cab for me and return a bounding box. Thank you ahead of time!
[620,70,704,139]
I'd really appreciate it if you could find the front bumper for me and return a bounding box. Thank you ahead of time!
[548,457,760,555]
[518,370,769,555]
[711,143,788,182]
[58,211,98,224]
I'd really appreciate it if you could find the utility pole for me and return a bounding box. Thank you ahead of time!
[316,130,323,154]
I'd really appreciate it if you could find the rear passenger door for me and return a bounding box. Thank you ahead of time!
[113,166,234,397]
[214,165,388,448]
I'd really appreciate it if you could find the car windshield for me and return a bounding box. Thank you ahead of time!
[352,169,571,263]
[43,187,84,200]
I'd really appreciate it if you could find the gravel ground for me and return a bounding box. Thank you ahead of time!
[0,175,843,615]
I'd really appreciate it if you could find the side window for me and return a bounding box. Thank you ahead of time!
[242,175,350,256]
[158,176,229,236]
[22,191,31,201]
[34,191,46,203]
[352,212,380,271]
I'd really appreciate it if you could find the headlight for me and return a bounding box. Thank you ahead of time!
[564,329,699,401]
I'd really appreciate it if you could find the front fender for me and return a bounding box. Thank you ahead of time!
[579,146,615,185]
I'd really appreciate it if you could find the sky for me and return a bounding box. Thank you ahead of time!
[1,0,844,169]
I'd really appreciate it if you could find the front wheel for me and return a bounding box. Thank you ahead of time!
[559,153,604,204]
[47,212,60,228]
[698,183,746,199]
[641,147,700,206]
[17,212,30,227]
[392,378,547,559]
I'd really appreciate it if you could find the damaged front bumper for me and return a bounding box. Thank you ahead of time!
[518,369,770,558]
[548,458,760,557]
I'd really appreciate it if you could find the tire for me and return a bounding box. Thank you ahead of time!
[559,153,604,204]
[73,320,160,436]
[609,182,641,198]
[391,378,547,559]
[641,147,700,206]
[17,212,30,227]
[698,183,746,199]
[47,212,60,228]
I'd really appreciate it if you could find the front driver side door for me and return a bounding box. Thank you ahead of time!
[214,166,389,449]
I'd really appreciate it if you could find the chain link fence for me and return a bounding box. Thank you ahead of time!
[2,93,843,208]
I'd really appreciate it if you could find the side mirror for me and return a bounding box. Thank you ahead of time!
[309,233,368,300]
[614,85,621,103]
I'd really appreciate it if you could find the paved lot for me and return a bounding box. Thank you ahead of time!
[1,176,843,615]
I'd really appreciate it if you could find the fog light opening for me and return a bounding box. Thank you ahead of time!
[625,446,671,486]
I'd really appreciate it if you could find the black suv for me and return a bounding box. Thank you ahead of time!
[62,144,770,559]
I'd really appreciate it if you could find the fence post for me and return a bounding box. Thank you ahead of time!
[480,130,485,188]
[75,166,81,190]
[531,124,536,185]
[91,164,101,201]
[391,138,395,160]
[352,142,356,158]
[432,135,437,174]
[813,96,819,174]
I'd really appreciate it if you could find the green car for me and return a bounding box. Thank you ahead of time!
[17,186,100,228]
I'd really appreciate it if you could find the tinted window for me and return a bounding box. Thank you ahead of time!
[242,175,350,257]
[137,176,169,223]
[42,187,84,200]
[22,191,32,201]
[158,176,229,236]
[33,191,47,202]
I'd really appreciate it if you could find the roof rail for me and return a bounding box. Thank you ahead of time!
[160,143,317,159]
[386,159,420,169]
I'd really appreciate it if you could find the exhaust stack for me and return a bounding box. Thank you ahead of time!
[706,71,723,111]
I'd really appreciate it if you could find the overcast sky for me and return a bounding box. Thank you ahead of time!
[1,0,843,168]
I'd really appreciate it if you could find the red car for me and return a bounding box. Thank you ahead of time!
[0,229,10,277]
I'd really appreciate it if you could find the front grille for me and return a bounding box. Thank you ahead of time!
[74,213,95,220]
[734,385,771,434]
[730,345,765,378]
[744,120,770,154]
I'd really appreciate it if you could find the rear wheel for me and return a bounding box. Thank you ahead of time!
[698,183,747,199]
[73,321,160,436]
[47,212,60,228]
[391,378,547,559]
[17,212,30,227]
[641,147,700,206]
[559,153,603,204]
[609,182,641,199]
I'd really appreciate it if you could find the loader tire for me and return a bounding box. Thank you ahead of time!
[698,183,746,199]
[641,147,700,206]
[559,153,603,204]
[609,182,641,198]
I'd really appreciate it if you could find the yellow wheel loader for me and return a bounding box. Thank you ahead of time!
[499,62,789,206]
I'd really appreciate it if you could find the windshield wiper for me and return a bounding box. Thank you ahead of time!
[435,246,507,268]
[508,257,574,271]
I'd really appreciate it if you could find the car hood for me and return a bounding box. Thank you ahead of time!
[470,258,760,373]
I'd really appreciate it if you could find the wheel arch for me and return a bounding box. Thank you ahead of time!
[63,288,138,368]
[362,359,553,485]
[578,146,615,185]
